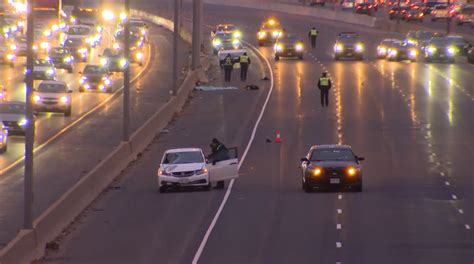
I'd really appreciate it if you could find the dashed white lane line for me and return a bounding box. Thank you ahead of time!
[337,224,342,230]
[440,172,446,177]
[445,181,450,186]
[465,224,471,230]
[337,209,342,214]
[338,194,343,200]
[452,194,458,200]
[336,242,343,248]
[459,209,464,214]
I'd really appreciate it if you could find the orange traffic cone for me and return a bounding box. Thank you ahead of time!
[275,130,282,143]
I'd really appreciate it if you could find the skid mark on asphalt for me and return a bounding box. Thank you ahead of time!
[368,60,472,238]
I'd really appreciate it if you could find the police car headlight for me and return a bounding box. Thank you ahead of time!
[232,39,240,46]
[85,37,91,44]
[97,26,104,33]
[136,52,144,60]
[0,91,5,99]
[275,44,284,52]
[409,49,417,58]
[334,44,343,53]
[43,29,52,38]
[355,43,364,52]
[33,95,41,102]
[7,54,14,61]
[19,118,28,127]
[388,49,398,56]
[141,29,146,35]
[99,84,106,91]
[233,31,241,39]
[212,39,222,47]
[377,47,387,55]
[51,24,59,32]
[119,12,127,22]
[10,44,17,51]
[79,77,87,84]
[46,69,55,76]
[3,27,10,34]
[103,78,112,86]
[84,84,90,89]
[113,42,121,50]
[11,25,18,32]
[427,46,436,54]
[100,58,108,66]
[78,48,87,54]
[70,17,77,24]
[272,30,280,37]
[258,31,267,39]
[447,46,456,55]
[295,43,303,51]
[59,23,67,30]
[60,96,69,104]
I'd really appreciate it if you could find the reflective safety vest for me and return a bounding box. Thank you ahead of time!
[224,57,233,66]
[310,29,318,36]
[319,77,330,86]
[240,55,249,63]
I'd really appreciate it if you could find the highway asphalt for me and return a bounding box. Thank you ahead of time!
[0,22,189,247]
[41,2,473,263]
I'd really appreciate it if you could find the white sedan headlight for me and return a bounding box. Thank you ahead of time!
[136,52,144,60]
[60,96,69,104]
[295,43,303,51]
[334,44,343,53]
[46,69,55,76]
[33,95,41,102]
[19,118,28,127]
[100,58,108,66]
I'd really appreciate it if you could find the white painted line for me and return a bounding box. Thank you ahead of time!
[192,41,275,264]
[338,194,343,200]
[465,224,471,230]
[337,209,342,214]
[337,224,342,230]
[445,181,450,186]
[452,194,458,200]
[458,209,464,214]
[336,242,342,248]
[440,172,445,177]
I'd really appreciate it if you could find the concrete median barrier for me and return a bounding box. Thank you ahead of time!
[0,10,204,264]
[187,0,376,27]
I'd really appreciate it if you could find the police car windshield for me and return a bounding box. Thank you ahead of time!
[418,32,436,40]
[310,149,356,162]
[430,38,451,45]
[73,10,98,19]
[216,33,233,40]
[222,42,239,50]
[281,36,298,44]
[65,38,83,46]
[35,59,51,66]
[446,36,465,43]
[163,151,204,164]
[0,103,25,114]
[50,48,67,55]
[37,82,67,93]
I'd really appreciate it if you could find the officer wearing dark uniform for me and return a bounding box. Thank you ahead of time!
[317,71,332,107]
[223,54,234,82]
[239,52,251,81]
[308,27,319,48]
[208,138,229,189]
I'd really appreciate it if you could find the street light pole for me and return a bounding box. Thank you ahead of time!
[172,0,180,96]
[24,0,35,229]
[123,0,130,142]
[192,0,202,70]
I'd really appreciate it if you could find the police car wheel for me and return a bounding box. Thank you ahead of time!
[303,180,312,193]
[159,186,167,193]
[79,87,85,93]
[353,184,363,192]
[64,108,72,117]
[0,145,6,154]
[298,55,303,60]
[67,67,73,73]
[274,56,280,61]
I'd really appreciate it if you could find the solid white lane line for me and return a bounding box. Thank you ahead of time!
[459,209,464,214]
[337,224,342,230]
[192,42,274,264]
[336,242,342,248]
[338,194,343,200]
[337,209,342,214]
[465,224,471,230]
[445,181,450,186]
[452,194,458,200]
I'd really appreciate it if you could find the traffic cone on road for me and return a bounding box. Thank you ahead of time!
[275,130,282,143]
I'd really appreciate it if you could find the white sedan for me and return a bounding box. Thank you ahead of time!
[0,122,7,153]
[157,147,239,193]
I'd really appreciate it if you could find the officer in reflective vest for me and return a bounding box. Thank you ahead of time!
[223,54,234,82]
[317,71,332,107]
[239,52,251,82]
[308,27,319,48]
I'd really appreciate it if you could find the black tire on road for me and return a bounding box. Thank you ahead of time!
[274,56,280,61]
[64,108,72,117]
[216,181,225,189]
[159,186,167,193]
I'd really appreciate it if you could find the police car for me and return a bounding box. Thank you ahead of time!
[257,18,283,46]
[274,34,304,60]
[333,32,365,60]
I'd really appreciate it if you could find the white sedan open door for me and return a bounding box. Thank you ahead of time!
[208,147,239,182]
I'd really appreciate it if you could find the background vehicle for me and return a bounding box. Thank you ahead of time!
[404,8,424,22]
[218,41,245,67]
[67,24,98,48]
[274,34,304,60]
[157,147,239,193]
[376,38,399,59]
[212,31,234,54]
[0,45,15,68]
[257,18,283,46]
[33,80,72,116]
[424,37,456,63]
[405,30,440,49]
[32,58,56,80]
[341,0,356,9]
[386,41,418,62]
[467,47,474,63]
[100,48,127,73]
[0,101,28,136]
[445,35,471,55]
[333,32,365,60]
[0,122,7,153]
[355,3,375,15]
[70,7,101,27]
[431,4,449,21]
[48,47,74,73]
[453,6,474,25]
[301,145,364,192]
[63,37,88,62]
[424,0,447,14]
[0,86,6,101]
[389,6,409,20]
[309,0,326,7]
[79,64,113,93]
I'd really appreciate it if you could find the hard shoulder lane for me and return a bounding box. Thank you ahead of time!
[0,23,188,247]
